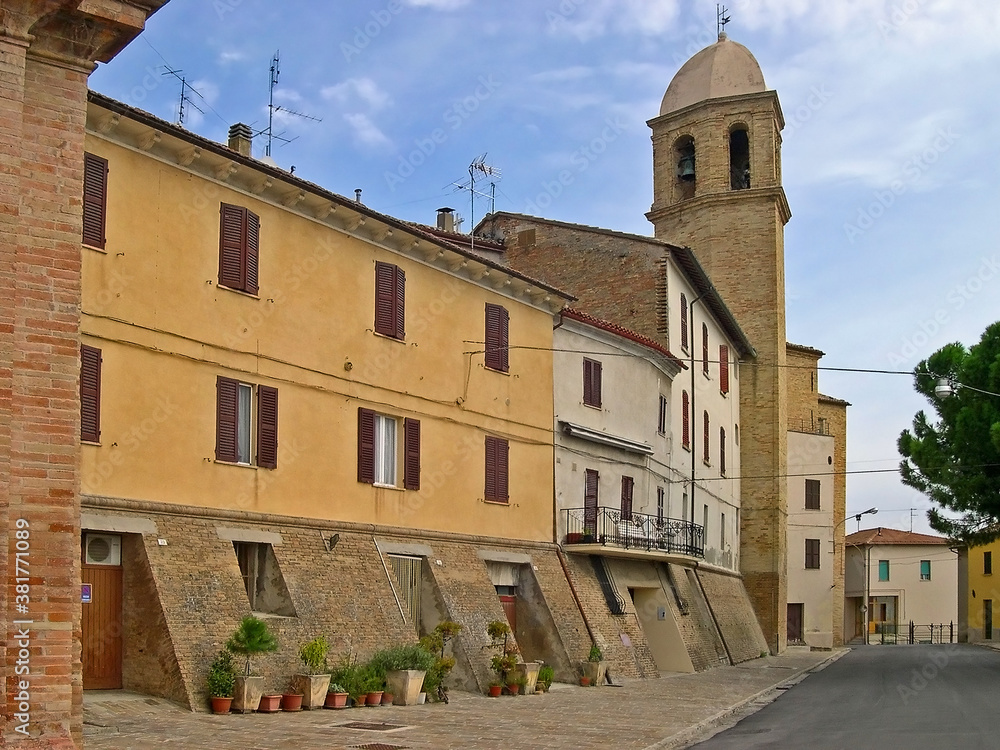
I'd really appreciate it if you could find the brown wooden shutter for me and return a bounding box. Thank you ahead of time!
[245,209,260,295]
[216,376,239,463]
[497,437,509,502]
[805,479,821,509]
[394,264,405,339]
[719,345,730,394]
[256,385,278,469]
[584,468,599,534]
[702,324,709,374]
[621,476,633,520]
[82,153,108,249]
[680,293,688,350]
[403,417,420,490]
[703,410,710,459]
[720,427,726,475]
[358,407,376,484]
[219,204,246,290]
[485,436,508,502]
[485,436,497,500]
[80,344,102,442]
[375,261,395,337]
[682,391,690,448]
[583,358,602,407]
[485,303,509,372]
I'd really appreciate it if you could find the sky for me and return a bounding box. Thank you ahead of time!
[89,0,1000,536]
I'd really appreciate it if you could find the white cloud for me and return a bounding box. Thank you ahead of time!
[321,77,391,111]
[528,66,594,84]
[343,112,392,149]
[218,50,245,65]
[548,0,681,40]
[402,0,470,9]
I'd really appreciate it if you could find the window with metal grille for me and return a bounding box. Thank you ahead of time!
[805,479,821,510]
[388,555,422,632]
[805,539,820,569]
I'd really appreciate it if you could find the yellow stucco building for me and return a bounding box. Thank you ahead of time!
[79,92,598,707]
[959,540,1000,643]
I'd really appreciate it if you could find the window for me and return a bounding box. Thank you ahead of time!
[735,423,739,445]
[80,344,102,443]
[702,324,709,375]
[805,539,820,569]
[657,394,668,435]
[484,435,509,503]
[388,555,422,632]
[218,203,260,294]
[357,408,420,489]
[374,261,406,339]
[703,504,709,541]
[675,136,695,183]
[920,560,931,581]
[583,358,602,408]
[986,551,993,575]
[233,541,295,616]
[216,377,278,468]
[729,127,750,190]
[805,479,821,510]
[621,476,634,520]
[878,559,890,581]
[484,303,509,372]
[719,345,730,394]
[83,152,108,249]
[681,391,690,449]
[681,491,688,522]
[657,487,664,521]
[720,427,726,476]
[703,410,710,464]
[584,468,599,534]
[680,293,689,350]
[721,512,726,548]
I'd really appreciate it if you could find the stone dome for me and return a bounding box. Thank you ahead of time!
[659,32,766,115]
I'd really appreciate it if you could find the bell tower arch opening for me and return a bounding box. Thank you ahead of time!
[729,125,750,190]
[675,135,696,201]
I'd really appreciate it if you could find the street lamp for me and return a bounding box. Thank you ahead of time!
[934,376,1000,400]
[837,507,877,644]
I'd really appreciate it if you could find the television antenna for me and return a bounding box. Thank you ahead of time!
[717,4,731,36]
[449,154,501,250]
[258,50,322,158]
[161,66,204,126]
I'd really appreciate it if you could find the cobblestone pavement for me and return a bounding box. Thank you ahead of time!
[83,648,845,750]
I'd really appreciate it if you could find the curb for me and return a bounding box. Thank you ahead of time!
[643,648,850,750]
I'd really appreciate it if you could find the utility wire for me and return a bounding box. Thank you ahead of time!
[140,35,230,128]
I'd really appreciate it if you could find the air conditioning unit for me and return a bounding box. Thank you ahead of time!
[84,533,121,566]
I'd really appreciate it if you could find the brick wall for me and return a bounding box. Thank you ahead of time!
[696,569,769,662]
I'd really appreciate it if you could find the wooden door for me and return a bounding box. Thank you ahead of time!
[499,594,516,634]
[787,603,803,642]
[82,564,123,689]
[985,600,993,640]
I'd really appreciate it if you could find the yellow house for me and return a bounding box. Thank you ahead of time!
[959,540,1000,643]
[79,92,591,708]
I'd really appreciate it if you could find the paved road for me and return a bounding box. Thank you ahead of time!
[691,644,1000,750]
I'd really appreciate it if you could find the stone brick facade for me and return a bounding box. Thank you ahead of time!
[0,3,167,746]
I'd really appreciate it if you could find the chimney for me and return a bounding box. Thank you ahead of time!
[227,123,253,157]
[436,207,455,233]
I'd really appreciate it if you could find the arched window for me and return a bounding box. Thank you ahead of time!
[729,126,750,190]
[675,135,696,181]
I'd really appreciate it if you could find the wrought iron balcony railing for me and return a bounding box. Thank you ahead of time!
[562,507,704,558]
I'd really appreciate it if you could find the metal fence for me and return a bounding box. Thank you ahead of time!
[562,507,704,558]
[870,621,955,645]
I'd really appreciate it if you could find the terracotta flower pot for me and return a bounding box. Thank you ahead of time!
[381,693,394,705]
[281,693,303,711]
[579,676,591,687]
[488,685,503,697]
[353,694,367,707]
[325,692,348,709]
[257,694,282,713]
[210,696,233,714]
[366,691,383,706]
[506,683,520,695]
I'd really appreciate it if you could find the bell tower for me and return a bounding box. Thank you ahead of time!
[647,32,791,652]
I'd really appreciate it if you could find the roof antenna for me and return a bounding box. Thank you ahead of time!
[161,66,204,126]
[259,50,322,159]
[717,4,731,39]
[449,154,501,251]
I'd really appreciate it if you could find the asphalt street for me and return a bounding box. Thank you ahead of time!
[691,644,1000,749]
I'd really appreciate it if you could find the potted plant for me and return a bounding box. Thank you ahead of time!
[370,643,436,706]
[510,660,542,694]
[418,620,462,703]
[281,681,303,712]
[537,664,554,692]
[486,620,519,695]
[206,649,238,714]
[226,615,278,713]
[330,653,366,708]
[291,635,331,709]
[581,643,607,686]
[487,681,503,698]
[258,693,282,712]
[325,682,349,709]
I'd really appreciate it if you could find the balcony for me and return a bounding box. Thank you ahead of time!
[562,507,704,558]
